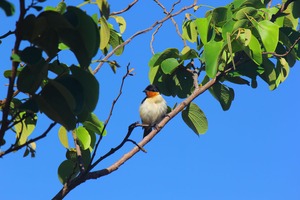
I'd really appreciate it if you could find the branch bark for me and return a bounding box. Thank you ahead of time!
[52,70,218,200]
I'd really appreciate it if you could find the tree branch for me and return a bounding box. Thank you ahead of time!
[0,0,26,143]
[90,64,134,166]
[93,0,198,74]
[263,35,300,57]
[110,0,139,15]
[0,122,57,158]
[52,68,218,200]
[271,0,296,22]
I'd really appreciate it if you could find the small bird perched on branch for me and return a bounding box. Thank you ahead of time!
[139,84,167,137]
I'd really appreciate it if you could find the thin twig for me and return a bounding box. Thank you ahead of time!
[0,30,15,39]
[90,64,134,166]
[262,35,300,57]
[150,23,163,54]
[0,122,57,158]
[0,0,26,142]
[52,68,219,200]
[72,130,85,173]
[110,0,139,15]
[93,1,198,74]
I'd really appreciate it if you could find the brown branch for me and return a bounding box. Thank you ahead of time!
[150,23,163,54]
[271,0,296,22]
[110,0,139,15]
[93,0,198,74]
[52,69,218,200]
[90,64,134,165]
[263,35,300,57]
[72,130,85,172]
[0,122,57,158]
[0,0,26,143]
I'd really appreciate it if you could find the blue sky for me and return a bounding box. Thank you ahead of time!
[1,0,300,199]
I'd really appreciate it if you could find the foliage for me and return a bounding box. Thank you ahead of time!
[0,0,299,199]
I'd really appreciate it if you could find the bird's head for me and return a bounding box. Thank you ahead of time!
[143,84,160,98]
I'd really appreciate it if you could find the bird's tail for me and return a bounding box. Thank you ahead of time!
[143,127,152,138]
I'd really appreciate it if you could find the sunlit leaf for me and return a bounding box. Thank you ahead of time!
[75,127,91,150]
[82,113,106,136]
[203,40,223,78]
[111,15,126,34]
[195,18,208,44]
[182,20,197,43]
[58,126,69,149]
[255,20,279,53]
[161,58,180,75]
[99,16,110,50]
[182,103,208,135]
[14,112,37,146]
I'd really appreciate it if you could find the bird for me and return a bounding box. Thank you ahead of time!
[139,84,167,137]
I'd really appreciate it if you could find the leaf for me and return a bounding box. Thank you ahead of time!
[182,20,197,43]
[246,34,262,65]
[195,18,209,44]
[109,29,124,55]
[19,47,43,65]
[111,15,126,34]
[209,82,234,111]
[36,83,77,130]
[58,160,78,184]
[70,66,99,114]
[58,126,69,149]
[211,7,228,27]
[203,40,224,78]
[180,46,198,60]
[255,20,279,53]
[181,103,208,135]
[153,48,180,66]
[75,127,91,150]
[63,6,100,68]
[161,58,180,74]
[99,17,110,50]
[14,112,37,146]
[17,59,48,94]
[96,0,110,20]
[82,113,107,136]
[0,0,15,16]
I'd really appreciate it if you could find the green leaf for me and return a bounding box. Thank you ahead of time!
[17,59,48,94]
[182,20,197,43]
[58,126,69,149]
[255,20,279,53]
[203,40,224,78]
[161,58,180,74]
[58,160,78,184]
[153,48,180,66]
[75,126,91,150]
[209,82,234,111]
[195,18,209,44]
[109,29,124,55]
[111,15,126,34]
[246,34,262,65]
[235,7,257,20]
[14,112,37,146]
[82,113,107,136]
[96,0,110,20]
[70,66,99,114]
[211,7,229,27]
[180,46,199,60]
[0,0,15,16]
[36,82,77,130]
[19,47,43,65]
[181,103,208,135]
[99,16,110,50]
